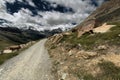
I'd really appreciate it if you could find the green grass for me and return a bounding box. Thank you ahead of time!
[50,45,57,49]
[60,22,120,50]
[74,69,95,80]
[0,36,20,65]
[83,74,95,80]
[72,61,120,80]
[0,34,20,50]
[0,27,40,65]
[98,61,120,80]
[0,40,18,50]
[49,22,120,80]
[0,52,19,65]
[0,45,32,65]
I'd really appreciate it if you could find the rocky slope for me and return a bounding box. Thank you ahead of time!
[46,0,120,80]
[74,0,120,38]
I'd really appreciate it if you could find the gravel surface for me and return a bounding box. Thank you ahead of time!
[0,39,54,80]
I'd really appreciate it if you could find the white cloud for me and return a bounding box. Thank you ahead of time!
[5,0,16,3]
[0,0,104,31]
[25,0,36,7]
[96,0,105,6]
[45,0,96,12]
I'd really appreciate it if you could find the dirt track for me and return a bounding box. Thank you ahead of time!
[0,39,54,80]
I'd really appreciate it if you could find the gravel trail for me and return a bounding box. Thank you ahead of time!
[0,39,53,80]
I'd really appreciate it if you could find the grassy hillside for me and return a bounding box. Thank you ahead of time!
[60,21,120,50]
[46,21,120,80]
[0,51,19,65]
[0,27,42,65]
[0,35,19,50]
[46,0,120,79]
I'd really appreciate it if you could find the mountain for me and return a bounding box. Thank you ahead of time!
[0,0,107,49]
[0,26,62,50]
[46,0,120,80]
[0,27,42,50]
[0,0,104,50]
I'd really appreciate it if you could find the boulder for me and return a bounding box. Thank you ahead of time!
[77,50,97,59]
[26,41,32,46]
[20,44,26,49]
[118,34,120,37]
[93,23,116,33]
[31,41,36,44]
[77,19,95,38]
[51,34,63,43]
[9,45,21,51]
[63,32,72,36]
[61,73,67,80]
[98,45,107,50]
[77,23,94,38]
[2,49,12,54]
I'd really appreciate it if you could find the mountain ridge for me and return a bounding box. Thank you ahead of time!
[0,26,62,50]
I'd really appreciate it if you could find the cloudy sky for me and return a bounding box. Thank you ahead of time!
[0,0,105,31]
